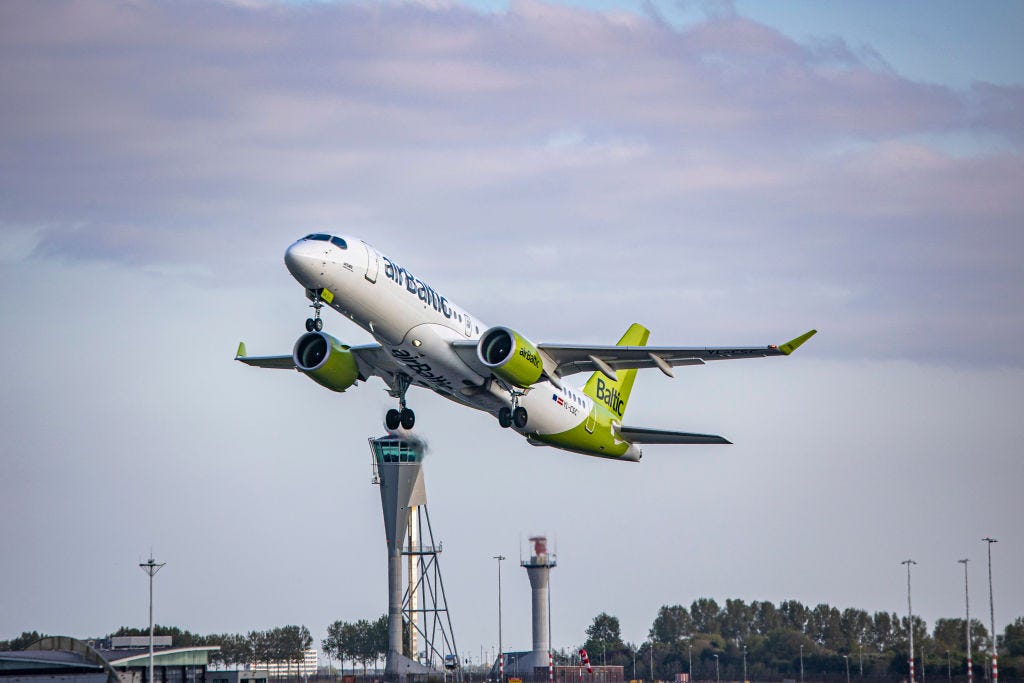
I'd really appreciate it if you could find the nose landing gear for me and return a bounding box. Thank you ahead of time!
[305,298,324,332]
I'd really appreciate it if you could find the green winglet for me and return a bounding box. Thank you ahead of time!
[779,329,817,355]
[236,341,247,359]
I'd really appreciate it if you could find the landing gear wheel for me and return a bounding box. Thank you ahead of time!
[385,409,401,430]
[314,318,323,331]
[305,318,316,332]
[513,406,528,429]
[498,407,512,428]
[400,408,415,430]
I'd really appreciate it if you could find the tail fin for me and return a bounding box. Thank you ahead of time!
[583,323,650,420]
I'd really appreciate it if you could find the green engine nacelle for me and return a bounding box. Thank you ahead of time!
[293,332,360,392]
[477,326,544,388]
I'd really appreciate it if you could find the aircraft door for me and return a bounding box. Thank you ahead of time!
[585,404,597,433]
[363,242,379,283]
[464,313,472,337]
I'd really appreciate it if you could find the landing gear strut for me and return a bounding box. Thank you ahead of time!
[385,373,415,430]
[305,298,324,332]
[498,390,528,429]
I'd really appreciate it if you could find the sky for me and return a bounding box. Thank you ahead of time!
[1,0,1023,665]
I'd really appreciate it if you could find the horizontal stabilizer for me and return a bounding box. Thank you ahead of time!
[616,425,731,445]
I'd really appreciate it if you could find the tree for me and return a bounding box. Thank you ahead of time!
[584,613,625,664]
[0,632,46,651]
[690,598,722,635]
[1005,617,1024,657]
[650,605,692,644]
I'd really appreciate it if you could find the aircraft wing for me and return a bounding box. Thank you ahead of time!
[615,425,731,445]
[538,329,816,378]
[234,341,405,385]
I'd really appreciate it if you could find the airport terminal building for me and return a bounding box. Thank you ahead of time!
[0,636,218,683]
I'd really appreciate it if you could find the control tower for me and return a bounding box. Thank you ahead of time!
[370,436,458,681]
[521,536,557,666]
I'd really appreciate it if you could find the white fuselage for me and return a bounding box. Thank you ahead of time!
[283,235,594,441]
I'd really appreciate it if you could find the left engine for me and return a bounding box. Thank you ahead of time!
[476,326,545,388]
[293,332,360,392]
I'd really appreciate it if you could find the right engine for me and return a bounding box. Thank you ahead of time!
[293,332,360,392]
[476,326,545,388]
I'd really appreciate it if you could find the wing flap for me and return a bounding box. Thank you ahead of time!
[616,425,731,445]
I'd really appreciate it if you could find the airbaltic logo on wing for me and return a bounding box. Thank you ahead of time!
[519,347,542,369]
[595,378,625,416]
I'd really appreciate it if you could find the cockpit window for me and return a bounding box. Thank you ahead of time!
[303,234,348,249]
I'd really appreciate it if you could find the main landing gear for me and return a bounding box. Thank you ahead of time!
[498,391,528,429]
[385,373,415,431]
[304,298,324,332]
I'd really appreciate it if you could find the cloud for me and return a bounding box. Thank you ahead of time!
[0,0,1021,364]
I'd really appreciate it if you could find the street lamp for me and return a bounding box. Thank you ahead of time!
[743,645,747,683]
[982,538,998,683]
[844,655,850,683]
[494,555,505,683]
[688,642,692,683]
[713,654,720,683]
[800,644,804,683]
[903,559,918,683]
[959,559,973,683]
[139,555,165,683]
[947,651,952,683]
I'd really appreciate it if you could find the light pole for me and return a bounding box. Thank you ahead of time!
[743,645,747,683]
[922,646,927,683]
[139,555,165,683]
[860,644,864,678]
[713,654,719,683]
[844,655,850,683]
[903,559,918,683]
[494,555,505,683]
[633,647,637,682]
[947,651,952,683]
[688,643,692,683]
[982,538,998,683]
[959,559,973,683]
[800,644,804,683]
[650,642,654,683]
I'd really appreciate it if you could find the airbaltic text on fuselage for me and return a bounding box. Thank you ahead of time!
[595,377,625,416]
[382,256,452,318]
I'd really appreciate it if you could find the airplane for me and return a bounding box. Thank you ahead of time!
[236,233,816,461]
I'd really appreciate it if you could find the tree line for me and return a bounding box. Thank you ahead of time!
[578,599,1024,681]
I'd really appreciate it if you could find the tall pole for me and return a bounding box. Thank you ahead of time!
[743,645,747,683]
[959,559,973,683]
[494,555,505,683]
[714,655,719,683]
[139,556,165,683]
[650,642,654,683]
[688,643,692,683]
[982,538,998,683]
[800,644,804,683]
[947,651,952,683]
[903,559,918,683]
[844,655,850,683]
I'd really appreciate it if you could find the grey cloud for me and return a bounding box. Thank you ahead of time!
[0,0,1021,364]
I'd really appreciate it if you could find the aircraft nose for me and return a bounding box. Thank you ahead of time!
[284,240,321,288]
